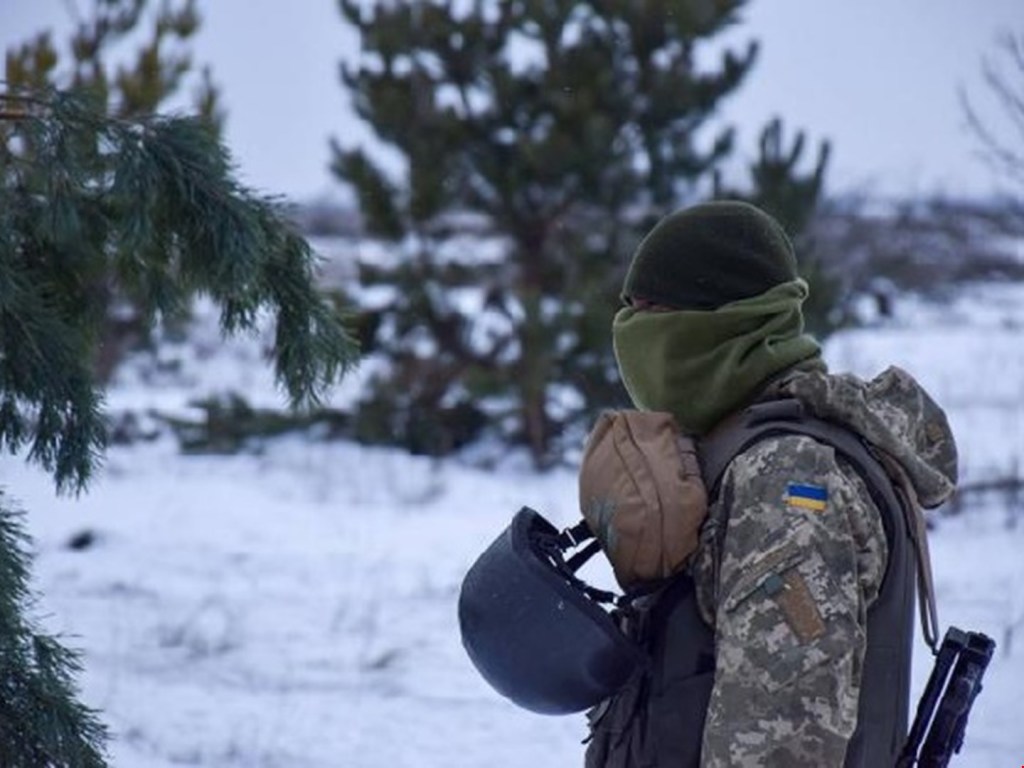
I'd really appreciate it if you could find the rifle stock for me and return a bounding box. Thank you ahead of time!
[897,626,995,768]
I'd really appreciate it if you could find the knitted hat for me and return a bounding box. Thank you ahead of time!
[622,200,799,311]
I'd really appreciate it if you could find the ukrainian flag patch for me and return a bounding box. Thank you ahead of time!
[786,483,828,512]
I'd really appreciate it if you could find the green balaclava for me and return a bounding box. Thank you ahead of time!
[613,200,824,435]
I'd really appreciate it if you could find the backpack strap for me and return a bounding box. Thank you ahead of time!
[698,398,940,653]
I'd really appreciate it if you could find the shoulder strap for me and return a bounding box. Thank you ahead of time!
[699,398,940,653]
[699,398,804,497]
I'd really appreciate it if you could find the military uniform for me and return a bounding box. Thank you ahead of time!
[692,366,955,766]
[692,434,887,765]
[586,201,956,767]
[582,364,956,767]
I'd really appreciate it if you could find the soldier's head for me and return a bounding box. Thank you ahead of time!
[612,200,821,435]
[620,200,799,312]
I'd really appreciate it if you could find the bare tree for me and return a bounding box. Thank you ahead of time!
[962,31,1024,191]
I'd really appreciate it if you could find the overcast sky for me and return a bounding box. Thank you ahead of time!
[4,0,1022,202]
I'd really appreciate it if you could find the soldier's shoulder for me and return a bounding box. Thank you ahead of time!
[725,432,843,485]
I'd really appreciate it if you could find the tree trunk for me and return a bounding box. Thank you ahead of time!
[519,291,551,468]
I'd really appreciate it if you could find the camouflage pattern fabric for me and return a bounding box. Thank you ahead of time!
[690,433,889,767]
[779,366,957,508]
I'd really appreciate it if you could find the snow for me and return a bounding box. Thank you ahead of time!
[3,282,1024,767]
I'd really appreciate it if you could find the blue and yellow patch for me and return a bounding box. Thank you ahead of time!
[785,483,828,512]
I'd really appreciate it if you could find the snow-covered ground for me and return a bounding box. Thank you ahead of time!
[3,282,1024,767]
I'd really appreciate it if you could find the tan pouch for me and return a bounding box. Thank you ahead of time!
[578,410,708,590]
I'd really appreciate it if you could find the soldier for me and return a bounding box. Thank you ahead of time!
[583,201,957,767]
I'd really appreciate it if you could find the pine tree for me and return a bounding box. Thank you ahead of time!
[713,118,841,337]
[0,495,107,767]
[5,0,224,380]
[335,0,759,466]
[5,0,222,130]
[0,87,359,765]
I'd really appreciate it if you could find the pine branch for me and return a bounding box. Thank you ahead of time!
[0,493,108,766]
[1,87,360,491]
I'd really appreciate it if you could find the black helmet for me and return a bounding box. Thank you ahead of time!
[458,507,644,715]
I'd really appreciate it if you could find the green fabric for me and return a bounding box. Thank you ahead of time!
[612,279,824,435]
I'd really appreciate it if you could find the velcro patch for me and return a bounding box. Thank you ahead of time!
[775,571,826,642]
[785,483,827,512]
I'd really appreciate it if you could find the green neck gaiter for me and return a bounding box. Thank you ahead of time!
[612,279,825,435]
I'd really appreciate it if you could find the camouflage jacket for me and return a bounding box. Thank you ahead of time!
[690,366,957,767]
